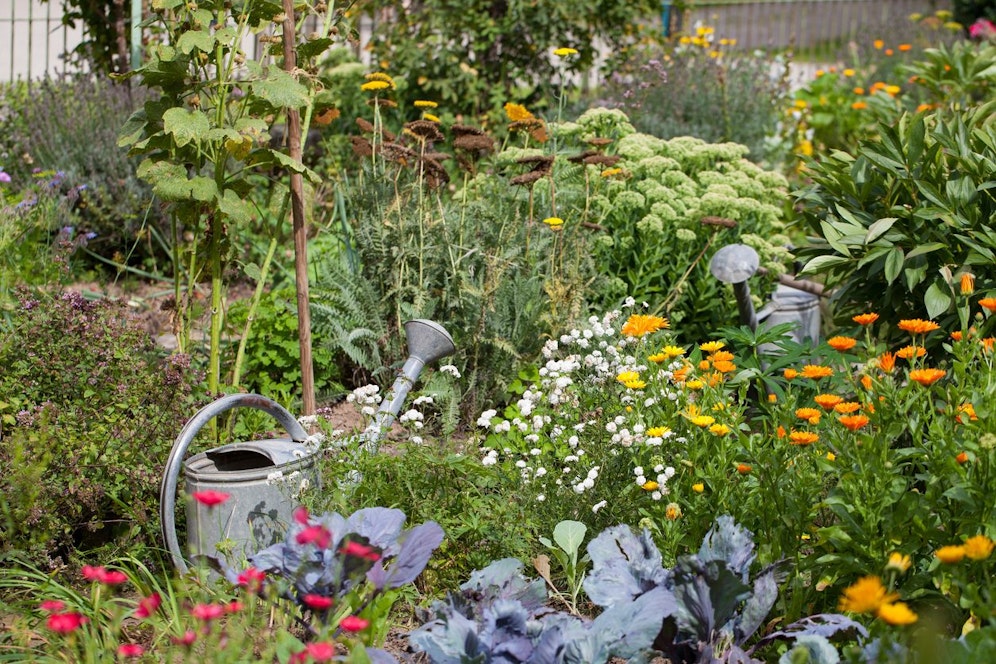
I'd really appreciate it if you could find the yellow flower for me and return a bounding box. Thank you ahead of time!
[414,100,438,108]
[686,379,704,390]
[542,216,564,228]
[504,102,534,122]
[692,483,704,493]
[621,314,669,337]
[825,452,836,461]
[553,47,578,57]
[616,370,639,385]
[709,423,730,436]
[960,273,975,295]
[843,68,856,76]
[794,99,808,109]
[662,345,686,358]
[838,575,898,613]
[963,535,995,561]
[601,167,623,178]
[423,112,441,122]
[361,80,390,92]
[648,352,667,363]
[877,602,918,625]
[874,39,885,49]
[935,545,967,564]
[665,502,682,520]
[691,415,715,427]
[699,340,726,353]
[641,480,659,491]
[886,552,912,573]
[647,427,670,438]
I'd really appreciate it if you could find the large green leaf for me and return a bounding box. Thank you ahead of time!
[884,247,904,285]
[137,159,218,202]
[162,107,211,148]
[924,280,953,319]
[218,188,255,224]
[864,217,897,244]
[799,255,851,276]
[252,68,309,109]
[176,29,216,55]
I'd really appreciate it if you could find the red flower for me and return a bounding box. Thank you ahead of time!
[81,565,104,581]
[40,599,65,613]
[46,611,88,634]
[237,566,266,593]
[82,565,127,586]
[291,642,336,663]
[296,525,332,549]
[171,630,197,647]
[226,600,244,614]
[117,643,144,658]
[339,615,370,633]
[134,592,161,619]
[191,490,231,507]
[190,602,225,621]
[339,540,381,561]
[956,451,969,464]
[302,594,334,611]
[293,506,311,525]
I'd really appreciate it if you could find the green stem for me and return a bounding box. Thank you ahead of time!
[231,235,280,388]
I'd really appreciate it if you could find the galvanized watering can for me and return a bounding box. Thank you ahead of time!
[709,243,825,347]
[160,319,455,573]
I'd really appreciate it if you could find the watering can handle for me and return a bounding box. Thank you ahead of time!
[159,393,310,574]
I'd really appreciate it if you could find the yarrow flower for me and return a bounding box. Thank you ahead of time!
[504,102,534,122]
[414,99,438,108]
[360,80,391,92]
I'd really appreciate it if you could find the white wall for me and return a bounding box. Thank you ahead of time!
[0,0,85,81]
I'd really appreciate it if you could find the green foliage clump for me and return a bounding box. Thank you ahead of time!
[795,105,996,348]
[354,0,661,120]
[0,78,164,272]
[0,291,201,563]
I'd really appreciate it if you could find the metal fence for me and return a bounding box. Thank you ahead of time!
[0,0,954,83]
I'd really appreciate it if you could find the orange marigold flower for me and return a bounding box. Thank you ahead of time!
[784,368,799,380]
[861,375,873,390]
[896,345,926,360]
[699,359,712,371]
[935,545,966,564]
[767,393,777,403]
[853,313,879,325]
[898,318,940,335]
[712,360,737,373]
[834,401,861,414]
[982,337,996,353]
[789,430,819,446]
[839,414,870,431]
[898,43,912,51]
[956,403,977,423]
[828,336,857,351]
[877,602,918,625]
[960,273,975,295]
[979,297,996,312]
[838,575,897,613]
[951,331,963,341]
[710,350,735,362]
[964,535,994,560]
[736,463,752,474]
[908,368,945,386]
[672,365,690,383]
[851,101,868,110]
[801,365,833,379]
[878,352,896,373]
[621,314,669,337]
[814,394,844,410]
[796,407,822,421]
[956,451,969,464]
[873,39,885,49]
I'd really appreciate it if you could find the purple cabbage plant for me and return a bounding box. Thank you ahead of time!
[214,506,444,663]
[411,516,867,664]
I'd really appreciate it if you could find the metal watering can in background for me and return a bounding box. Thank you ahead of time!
[160,318,456,573]
[709,243,825,350]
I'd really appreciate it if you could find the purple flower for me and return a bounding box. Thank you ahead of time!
[0,171,11,183]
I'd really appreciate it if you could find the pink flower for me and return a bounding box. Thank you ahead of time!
[237,566,266,593]
[81,565,127,586]
[190,602,225,621]
[134,592,161,619]
[338,615,370,633]
[40,599,66,613]
[171,630,197,647]
[290,642,336,663]
[293,506,311,525]
[339,540,381,562]
[302,594,334,611]
[46,611,88,633]
[226,600,244,614]
[969,18,996,39]
[296,524,332,549]
[117,643,144,658]
[191,490,231,507]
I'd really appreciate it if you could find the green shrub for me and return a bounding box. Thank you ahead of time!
[0,291,201,563]
[0,78,165,273]
[794,104,996,348]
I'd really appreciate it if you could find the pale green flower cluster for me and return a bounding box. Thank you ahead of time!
[573,107,637,141]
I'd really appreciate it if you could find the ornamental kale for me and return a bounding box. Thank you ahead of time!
[584,515,868,663]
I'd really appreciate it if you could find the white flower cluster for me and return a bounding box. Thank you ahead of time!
[634,464,677,501]
[347,384,382,417]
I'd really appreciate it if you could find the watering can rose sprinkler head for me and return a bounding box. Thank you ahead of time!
[710,243,761,331]
[361,319,456,452]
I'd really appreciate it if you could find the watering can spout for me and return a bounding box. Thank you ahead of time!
[362,319,455,451]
